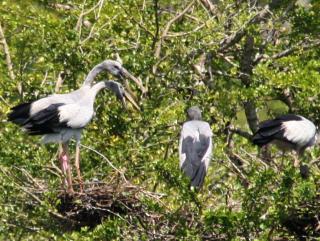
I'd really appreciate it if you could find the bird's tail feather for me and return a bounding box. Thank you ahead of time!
[252,125,284,146]
[7,102,32,125]
[191,163,206,188]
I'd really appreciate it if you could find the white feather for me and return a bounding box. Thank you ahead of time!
[282,117,316,146]
[30,86,90,115]
[58,104,94,129]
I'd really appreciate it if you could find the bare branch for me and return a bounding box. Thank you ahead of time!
[76,0,105,41]
[77,141,127,182]
[197,0,218,17]
[219,5,270,52]
[272,39,320,59]
[228,126,252,140]
[254,39,320,65]
[0,23,20,94]
[55,71,65,93]
[153,1,195,74]
[166,23,206,37]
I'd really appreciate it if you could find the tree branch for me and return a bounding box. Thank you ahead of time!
[152,0,160,50]
[254,39,320,65]
[239,35,259,133]
[228,126,252,140]
[219,5,270,52]
[0,23,19,93]
[153,1,195,74]
[273,39,320,59]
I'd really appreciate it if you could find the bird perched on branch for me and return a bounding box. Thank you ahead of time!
[252,114,318,166]
[8,60,142,193]
[179,106,213,188]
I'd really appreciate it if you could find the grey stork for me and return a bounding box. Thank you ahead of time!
[8,60,142,193]
[252,114,318,166]
[179,106,213,188]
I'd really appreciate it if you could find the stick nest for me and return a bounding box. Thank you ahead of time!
[56,176,164,229]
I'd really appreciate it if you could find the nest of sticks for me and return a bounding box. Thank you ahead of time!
[3,166,165,231]
[56,175,165,229]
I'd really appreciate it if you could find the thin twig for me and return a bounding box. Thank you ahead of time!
[153,1,195,74]
[77,142,127,182]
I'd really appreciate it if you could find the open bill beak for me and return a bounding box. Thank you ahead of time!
[123,90,140,111]
[121,68,147,94]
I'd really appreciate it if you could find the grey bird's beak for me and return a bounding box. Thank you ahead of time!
[120,68,147,94]
[122,90,141,111]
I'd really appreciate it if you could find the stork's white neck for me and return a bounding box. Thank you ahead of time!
[83,63,105,86]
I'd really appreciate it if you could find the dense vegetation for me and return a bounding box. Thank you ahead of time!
[1,0,320,239]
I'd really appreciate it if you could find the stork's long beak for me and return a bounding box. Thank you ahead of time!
[123,90,140,111]
[121,68,147,94]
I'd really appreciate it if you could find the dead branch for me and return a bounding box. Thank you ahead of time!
[272,39,320,60]
[153,1,195,74]
[198,0,217,17]
[166,23,206,37]
[225,154,249,187]
[0,23,20,94]
[77,142,127,182]
[76,0,105,41]
[227,126,252,140]
[51,3,75,10]
[219,5,270,52]
[0,23,15,81]
[254,39,320,65]
[55,71,65,93]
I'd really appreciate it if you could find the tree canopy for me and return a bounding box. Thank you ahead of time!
[1,0,320,239]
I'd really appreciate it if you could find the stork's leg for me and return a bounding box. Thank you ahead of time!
[58,144,67,188]
[293,156,300,168]
[293,151,301,168]
[59,143,74,193]
[75,141,83,192]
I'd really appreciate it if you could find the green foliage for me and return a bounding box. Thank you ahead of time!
[1,0,320,240]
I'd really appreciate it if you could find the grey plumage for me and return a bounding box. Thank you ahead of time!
[252,114,317,155]
[179,106,213,188]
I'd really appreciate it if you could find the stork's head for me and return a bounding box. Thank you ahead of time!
[187,106,202,120]
[105,81,140,111]
[102,60,146,93]
[102,60,124,78]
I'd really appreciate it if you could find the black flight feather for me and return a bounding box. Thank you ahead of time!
[252,114,303,146]
[22,103,68,135]
[7,102,32,125]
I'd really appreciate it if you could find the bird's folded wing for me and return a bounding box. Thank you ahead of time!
[179,121,213,187]
[23,103,67,135]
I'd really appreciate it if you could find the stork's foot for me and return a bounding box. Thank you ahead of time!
[67,186,75,194]
[77,178,84,193]
[293,157,300,168]
[299,164,310,179]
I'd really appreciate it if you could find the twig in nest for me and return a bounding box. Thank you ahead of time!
[75,141,127,182]
[225,154,249,187]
